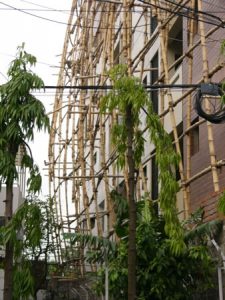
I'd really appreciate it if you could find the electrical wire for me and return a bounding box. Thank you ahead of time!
[40,83,219,90]
[0,7,147,13]
[1,5,223,14]
[0,1,70,26]
[137,0,225,29]
[0,8,71,12]
[18,0,69,14]
[163,0,224,25]
[0,0,224,30]
[0,51,58,67]
[195,85,225,124]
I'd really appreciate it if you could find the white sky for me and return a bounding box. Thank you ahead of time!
[0,0,72,196]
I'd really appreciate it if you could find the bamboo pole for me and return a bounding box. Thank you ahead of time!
[98,1,114,236]
[77,2,92,234]
[108,3,117,231]
[185,0,195,215]
[158,8,188,217]
[48,0,77,262]
[89,0,102,237]
[198,0,219,193]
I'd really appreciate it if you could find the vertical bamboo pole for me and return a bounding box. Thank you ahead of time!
[98,1,113,236]
[186,0,195,214]
[63,100,72,233]
[108,3,117,230]
[158,8,188,217]
[87,0,103,238]
[48,0,77,264]
[78,0,92,234]
[198,0,219,192]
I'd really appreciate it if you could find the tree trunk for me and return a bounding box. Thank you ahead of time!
[4,181,14,300]
[126,104,136,300]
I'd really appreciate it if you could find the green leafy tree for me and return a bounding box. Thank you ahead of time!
[0,196,56,299]
[100,65,184,299]
[69,65,220,298]
[0,44,49,300]
[76,194,220,300]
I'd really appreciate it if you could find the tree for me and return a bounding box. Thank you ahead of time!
[67,65,222,298]
[100,65,185,299]
[0,44,49,300]
[91,195,220,300]
[0,196,56,299]
[69,192,220,299]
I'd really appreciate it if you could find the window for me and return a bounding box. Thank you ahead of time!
[114,42,120,65]
[150,12,158,34]
[168,17,183,77]
[99,200,105,232]
[94,152,97,165]
[190,117,199,156]
[169,122,183,181]
[143,165,147,178]
[82,219,87,230]
[151,155,158,200]
[174,31,183,70]
[192,0,199,37]
[143,75,147,86]
[176,122,183,181]
[150,52,159,114]
[90,216,95,229]
[151,154,159,214]
[142,165,148,190]
[0,217,5,227]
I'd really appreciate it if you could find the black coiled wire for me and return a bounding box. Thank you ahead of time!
[195,83,225,124]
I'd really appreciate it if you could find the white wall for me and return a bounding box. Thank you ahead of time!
[0,185,23,216]
[0,185,24,297]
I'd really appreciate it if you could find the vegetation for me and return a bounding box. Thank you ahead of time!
[0,196,56,299]
[100,64,185,299]
[0,44,49,299]
[71,193,220,300]
[71,64,220,299]
[100,64,184,251]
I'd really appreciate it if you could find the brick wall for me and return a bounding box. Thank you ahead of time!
[182,0,225,219]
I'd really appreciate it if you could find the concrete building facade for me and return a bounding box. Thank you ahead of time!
[48,1,225,294]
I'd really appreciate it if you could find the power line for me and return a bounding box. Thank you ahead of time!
[18,0,69,14]
[163,0,224,25]
[137,0,225,29]
[0,0,224,30]
[0,1,69,26]
[0,8,71,12]
[1,6,223,14]
[42,83,220,90]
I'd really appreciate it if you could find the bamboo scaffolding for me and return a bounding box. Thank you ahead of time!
[48,0,225,276]
[48,17,74,260]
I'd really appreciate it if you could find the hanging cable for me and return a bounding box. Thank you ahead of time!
[195,83,225,124]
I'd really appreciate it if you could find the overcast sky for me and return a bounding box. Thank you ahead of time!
[0,0,72,196]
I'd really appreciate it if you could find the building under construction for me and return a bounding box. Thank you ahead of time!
[48,0,225,289]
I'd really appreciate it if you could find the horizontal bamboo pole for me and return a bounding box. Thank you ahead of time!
[185,160,225,186]
[56,175,125,179]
